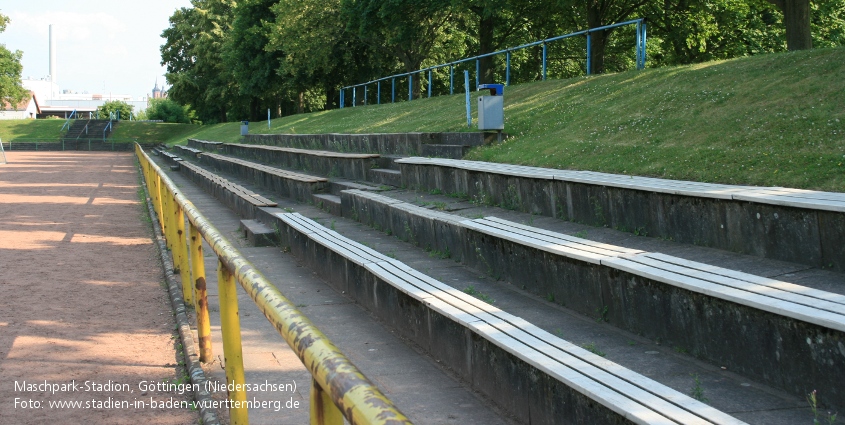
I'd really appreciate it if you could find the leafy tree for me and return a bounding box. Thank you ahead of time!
[0,11,27,107]
[97,100,133,120]
[145,98,197,123]
[161,0,237,123]
[341,0,459,98]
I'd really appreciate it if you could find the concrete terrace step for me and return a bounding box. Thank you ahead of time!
[178,160,277,219]
[157,153,818,423]
[224,143,379,181]
[243,132,501,157]
[199,152,328,203]
[187,138,224,151]
[340,188,845,409]
[396,157,845,272]
[175,145,202,159]
[312,193,341,216]
[269,212,746,425]
[368,168,402,187]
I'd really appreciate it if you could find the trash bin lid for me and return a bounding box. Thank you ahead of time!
[478,84,504,96]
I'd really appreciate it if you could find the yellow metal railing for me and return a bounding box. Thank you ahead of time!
[136,144,412,425]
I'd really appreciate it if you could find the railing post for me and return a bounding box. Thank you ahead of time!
[190,222,212,363]
[450,65,454,95]
[586,32,592,75]
[161,186,174,251]
[640,21,647,70]
[174,204,192,305]
[408,73,413,101]
[475,59,480,90]
[154,174,164,232]
[542,42,547,80]
[339,89,344,109]
[218,261,248,425]
[506,51,511,86]
[427,69,432,98]
[377,81,381,105]
[310,378,343,425]
[352,87,356,107]
[391,78,395,103]
[464,70,471,128]
[364,85,368,105]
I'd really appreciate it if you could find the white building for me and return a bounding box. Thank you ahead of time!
[0,92,40,120]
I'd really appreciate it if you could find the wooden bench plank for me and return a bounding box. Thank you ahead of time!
[602,255,845,333]
[638,253,845,314]
[228,143,380,159]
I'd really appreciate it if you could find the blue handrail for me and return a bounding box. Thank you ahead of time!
[60,109,78,131]
[103,120,113,142]
[340,19,647,108]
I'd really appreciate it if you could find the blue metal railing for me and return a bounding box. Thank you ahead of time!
[340,19,647,108]
[103,120,113,141]
[60,109,78,131]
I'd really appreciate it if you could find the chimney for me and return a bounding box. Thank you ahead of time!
[49,25,57,86]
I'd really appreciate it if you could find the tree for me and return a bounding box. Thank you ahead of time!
[765,0,811,50]
[145,98,196,123]
[161,0,238,123]
[0,12,27,107]
[98,100,133,120]
[341,0,458,98]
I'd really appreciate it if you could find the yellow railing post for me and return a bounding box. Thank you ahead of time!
[161,186,174,251]
[155,173,165,233]
[310,378,343,425]
[218,260,248,425]
[190,222,212,362]
[174,204,192,305]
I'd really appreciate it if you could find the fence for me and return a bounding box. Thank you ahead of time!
[135,144,411,425]
[1,139,152,151]
[340,18,647,108]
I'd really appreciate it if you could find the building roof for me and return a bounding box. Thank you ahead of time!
[1,91,39,113]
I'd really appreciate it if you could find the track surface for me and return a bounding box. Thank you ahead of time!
[0,152,197,424]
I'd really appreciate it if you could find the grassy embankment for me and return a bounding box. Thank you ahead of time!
[4,47,843,191]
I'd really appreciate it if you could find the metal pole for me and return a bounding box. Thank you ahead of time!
[408,74,413,101]
[218,261,248,424]
[586,33,592,75]
[450,65,454,95]
[542,43,547,80]
[352,87,356,107]
[464,71,471,128]
[175,205,192,306]
[392,78,395,103]
[311,378,343,425]
[340,89,344,109]
[377,81,381,105]
[364,85,368,105]
[506,51,511,86]
[641,21,648,69]
[427,69,432,98]
[268,109,271,129]
[475,59,480,90]
[190,223,212,363]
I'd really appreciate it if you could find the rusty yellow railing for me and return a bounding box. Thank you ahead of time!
[136,144,412,425]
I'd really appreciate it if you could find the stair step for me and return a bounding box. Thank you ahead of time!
[312,193,342,216]
[239,219,277,247]
[329,180,381,196]
[368,168,402,187]
[376,155,406,170]
[420,144,470,159]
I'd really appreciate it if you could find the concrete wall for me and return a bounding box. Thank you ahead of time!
[244,132,499,156]
[399,162,845,273]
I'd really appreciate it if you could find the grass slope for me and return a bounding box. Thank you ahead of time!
[0,120,65,141]
[4,47,842,190]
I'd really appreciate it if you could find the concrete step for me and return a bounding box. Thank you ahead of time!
[420,144,470,159]
[328,180,381,196]
[376,155,405,170]
[239,219,278,247]
[312,193,341,216]
[367,168,401,187]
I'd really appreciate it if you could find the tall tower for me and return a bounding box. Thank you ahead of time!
[49,25,57,87]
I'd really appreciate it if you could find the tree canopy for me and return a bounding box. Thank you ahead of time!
[160,0,845,122]
[97,100,133,120]
[0,11,27,108]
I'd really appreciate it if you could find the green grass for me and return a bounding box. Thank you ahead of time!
[4,47,842,190]
[0,120,65,141]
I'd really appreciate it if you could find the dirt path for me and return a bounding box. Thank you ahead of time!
[0,152,198,424]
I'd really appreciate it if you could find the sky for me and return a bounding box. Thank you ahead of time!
[1,0,193,100]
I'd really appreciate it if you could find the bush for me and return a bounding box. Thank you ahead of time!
[145,98,198,124]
